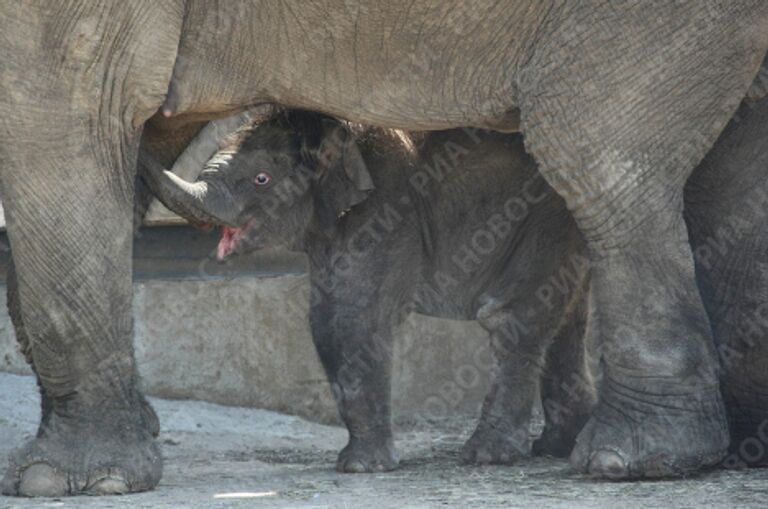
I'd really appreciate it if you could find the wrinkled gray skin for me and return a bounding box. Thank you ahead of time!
[149,96,768,472]
[684,95,768,468]
[2,1,768,496]
[147,110,595,472]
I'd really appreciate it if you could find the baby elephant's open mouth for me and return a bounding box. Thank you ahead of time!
[217,226,245,261]
[216,219,260,261]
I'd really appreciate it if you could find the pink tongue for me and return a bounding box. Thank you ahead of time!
[217,226,242,261]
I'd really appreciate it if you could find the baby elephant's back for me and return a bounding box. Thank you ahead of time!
[409,128,576,317]
[412,128,565,248]
[413,129,543,206]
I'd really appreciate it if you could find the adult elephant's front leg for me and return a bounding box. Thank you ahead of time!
[0,2,181,496]
[1,159,163,497]
[518,2,768,478]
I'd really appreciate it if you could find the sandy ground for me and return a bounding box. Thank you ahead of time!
[1,373,768,508]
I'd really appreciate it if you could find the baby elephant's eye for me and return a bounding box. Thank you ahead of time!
[254,172,271,186]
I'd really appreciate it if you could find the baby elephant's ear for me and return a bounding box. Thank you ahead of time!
[314,123,374,229]
[337,129,374,195]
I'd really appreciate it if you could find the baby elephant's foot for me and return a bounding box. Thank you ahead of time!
[336,437,399,473]
[2,412,161,497]
[461,425,531,465]
[532,411,591,458]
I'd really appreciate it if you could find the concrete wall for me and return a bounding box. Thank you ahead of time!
[0,272,493,425]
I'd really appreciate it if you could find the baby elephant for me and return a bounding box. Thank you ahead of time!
[145,110,595,472]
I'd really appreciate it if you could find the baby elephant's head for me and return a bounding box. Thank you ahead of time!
[148,110,374,259]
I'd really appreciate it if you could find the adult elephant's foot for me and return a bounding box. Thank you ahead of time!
[460,424,530,464]
[336,436,399,473]
[1,411,161,496]
[570,376,728,479]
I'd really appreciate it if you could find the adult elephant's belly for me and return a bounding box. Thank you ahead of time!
[161,0,547,131]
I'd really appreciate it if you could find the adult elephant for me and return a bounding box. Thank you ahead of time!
[0,0,766,496]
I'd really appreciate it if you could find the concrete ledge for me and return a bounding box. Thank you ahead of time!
[0,273,492,425]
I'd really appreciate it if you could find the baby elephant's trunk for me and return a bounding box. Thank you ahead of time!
[139,149,241,227]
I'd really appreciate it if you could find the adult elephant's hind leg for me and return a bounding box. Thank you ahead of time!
[523,106,729,479]
[519,2,768,478]
[0,2,180,496]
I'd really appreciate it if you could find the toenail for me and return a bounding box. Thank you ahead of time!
[87,476,129,495]
[588,450,628,478]
[18,463,68,497]
[341,460,367,473]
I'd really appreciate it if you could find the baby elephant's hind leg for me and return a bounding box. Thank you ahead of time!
[462,308,550,464]
[533,310,597,458]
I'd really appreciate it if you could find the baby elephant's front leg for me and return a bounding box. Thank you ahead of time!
[309,300,398,473]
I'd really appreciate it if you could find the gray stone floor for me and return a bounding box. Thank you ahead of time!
[1,372,767,509]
